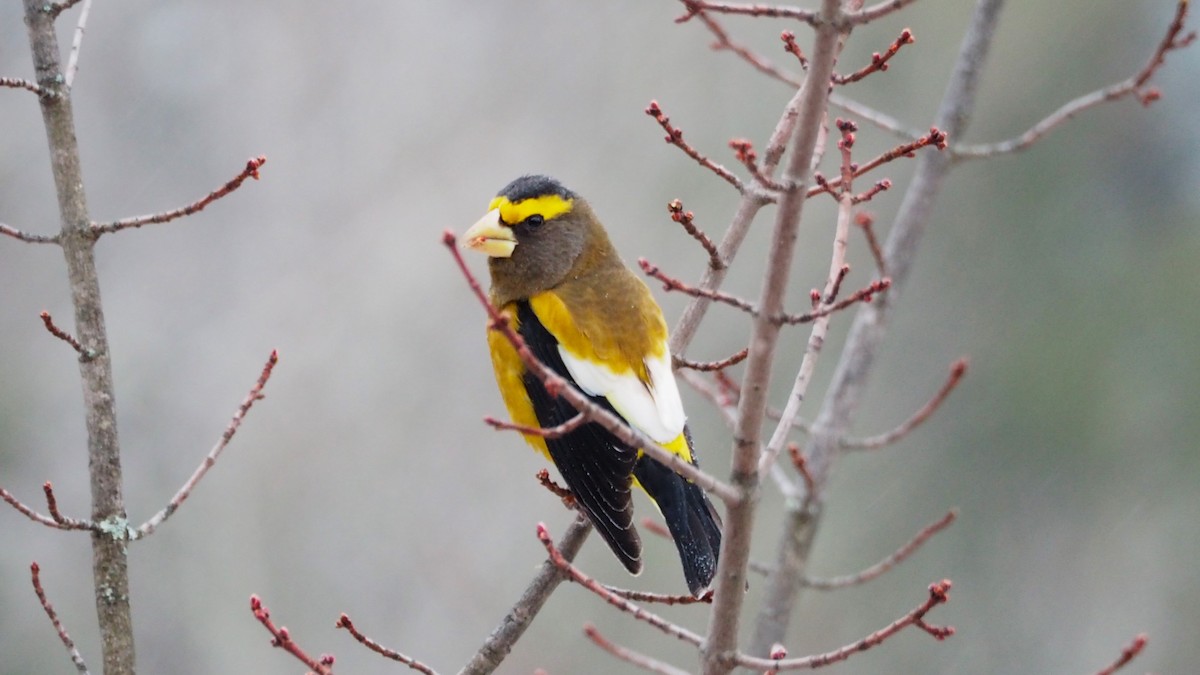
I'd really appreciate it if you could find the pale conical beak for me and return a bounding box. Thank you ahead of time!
[461,209,516,258]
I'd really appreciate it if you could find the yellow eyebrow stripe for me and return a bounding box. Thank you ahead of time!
[488,194,574,225]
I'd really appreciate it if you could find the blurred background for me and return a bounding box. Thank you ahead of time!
[2,2,1197,673]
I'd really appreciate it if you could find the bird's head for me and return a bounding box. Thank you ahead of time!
[462,175,616,303]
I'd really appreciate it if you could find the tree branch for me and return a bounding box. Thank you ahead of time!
[584,624,693,675]
[132,350,278,540]
[803,510,957,589]
[249,595,335,675]
[953,1,1192,159]
[30,563,91,674]
[337,614,438,674]
[1093,633,1148,675]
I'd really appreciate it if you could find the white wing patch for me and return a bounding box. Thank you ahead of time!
[559,346,686,443]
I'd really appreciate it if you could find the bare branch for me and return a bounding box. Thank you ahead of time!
[1094,633,1149,675]
[677,1,820,27]
[537,523,705,647]
[484,413,586,440]
[601,586,712,605]
[853,211,887,274]
[845,358,968,449]
[0,222,60,244]
[777,278,890,325]
[337,614,438,674]
[249,595,335,675]
[1,76,52,97]
[674,348,749,372]
[1,485,94,531]
[729,139,787,191]
[954,1,1193,159]
[132,349,279,540]
[64,0,93,88]
[30,563,91,674]
[667,199,725,269]
[646,100,744,191]
[584,624,693,675]
[808,127,948,199]
[459,517,592,675]
[737,580,954,671]
[445,232,739,504]
[804,510,957,589]
[90,156,266,236]
[844,0,921,27]
[832,28,915,84]
[641,258,756,316]
[40,311,94,360]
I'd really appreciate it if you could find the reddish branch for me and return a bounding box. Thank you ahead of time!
[132,349,278,540]
[677,0,919,28]
[854,211,887,274]
[778,278,891,324]
[40,311,93,359]
[736,580,954,671]
[667,199,724,269]
[1,484,94,531]
[601,585,712,606]
[645,100,744,191]
[641,258,756,315]
[30,563,90,674]
[446,231,738,504]
[823,265,851,304]
[90,156,266,235]
[249,595,335,675]
[336,614,438,674]
[832,29,915,84]
[485,413,586,440]
[786,444,816,499]
[536,468,577,508]
[846,358,968,449]
[673,347,749,372]
[804,510,957,589]
[538,523,705,646]
[1094,633,1148,675]
[780,31,808,69]
[729,139,786,191]
[809,127,948,199]
[955,1,1194,158]
[584,624,692,675]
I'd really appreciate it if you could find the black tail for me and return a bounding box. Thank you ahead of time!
[633,452,723,596]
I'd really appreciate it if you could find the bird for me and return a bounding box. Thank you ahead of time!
[461,174,723,597]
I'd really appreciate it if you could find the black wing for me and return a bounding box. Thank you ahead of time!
[515,300,642,574]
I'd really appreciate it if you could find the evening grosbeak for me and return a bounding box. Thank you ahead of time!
[462,175,722,596]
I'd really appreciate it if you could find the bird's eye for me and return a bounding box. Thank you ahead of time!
[524,214,545,228]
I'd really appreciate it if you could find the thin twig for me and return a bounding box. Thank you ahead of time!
[667,199,725,269]
[132,349,278,540]
[736,580,954,671]
[536,468,577,509]
[445,232,739,505]
[30,563,91,674]
[641,259,756,316]
[804,510,957,589]
[729,139,787,191]
[1,76,50,97]
[1094,633,1149,675]
[0,222,60,244]
[484,413,586,440]
[673,348,749,372]
[845,358,968,449]
[249,595,335,675]
[954,1,1193,159]
[63,0,93,88]
[1,485,94,531]
[844,0,921,27]
[537,523,705,647]
[854,211,887,274]
[777,278,890,325]
[90,156,266,235]
[646,100,744,191]
[584,624,693,675]
[40,311,94,360]
[337,614,438,674]
[601,586,712,605]
[808,128,948,199]
[832,28,915,84]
